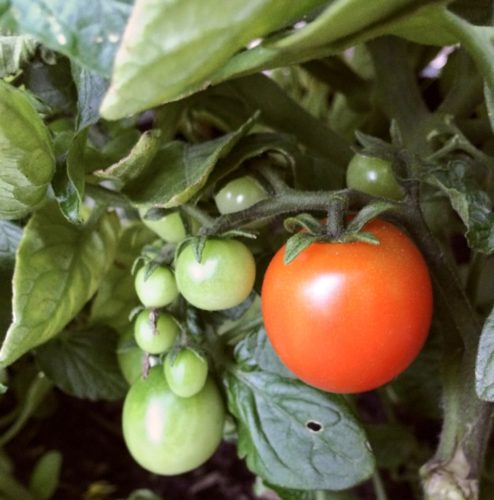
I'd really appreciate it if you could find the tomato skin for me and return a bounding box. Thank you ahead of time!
[134,265,179,308]
[346,154,404,200]
[261,219,433,394]
[122,367,225,475]
[214,175,267,214]
[175,239,256,311]
[134,310,179,354]
[139,208,187,243]
[164,348,208,398]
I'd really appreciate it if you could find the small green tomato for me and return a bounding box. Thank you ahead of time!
[175,239,256,311]
[134,310,179,354]
[134,265,179,308]
[214,175,267,214]
[164,348,209,398]
[346,153,404,200]
[139,207,187,243]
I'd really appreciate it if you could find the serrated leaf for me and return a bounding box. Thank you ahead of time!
[0,80,55,219]
[224,329,374,490]
[71,63,109,131]
[476,306,494,400]
[0,203,120,368]
[0,34,38,77]
[10,0,131,76]
[123,114,257,207]
[284,233,318,264]
[100,0,328,119]
[52,130,87,224]
[36,326,127,401]
[427,160,494,254]
[94,129,162,187]
[90,223,156,334]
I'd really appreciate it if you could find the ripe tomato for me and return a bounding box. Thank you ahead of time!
[261,219,433,394]
[122,367,225,475]
[175,239,256,310]
[346,153,404,200]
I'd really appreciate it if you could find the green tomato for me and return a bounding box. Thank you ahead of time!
[117,329,147,385]
[214,175,267,214]
[122,367,225,475]
[164,348,208,398]
[139,207,187,243]
[346,153,404,200]
[175,239,256,311]
[134,265,179,308]
[134,310,179,354]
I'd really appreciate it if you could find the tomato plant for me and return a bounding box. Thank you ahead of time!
[138,208,187,243]
[175,239,256,310]
[117,329,147,385]
[346,153,404,200]
[122,367,225,476]
[214,175,268,214]
[134,264,179,308]
[134,310,179,354]
[261,219,433,393]
[164,347,209,398]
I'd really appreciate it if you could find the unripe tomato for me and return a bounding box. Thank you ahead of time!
[138,207,187,243]
[261,219,433,393]
[134,265,179,308]
[175,239,256,311]
[164,348,208,398]
[117,329,147,385]
[122,367,225,475]
[346,154,404,200]
[134,310,179,354]
[214,175,267,214]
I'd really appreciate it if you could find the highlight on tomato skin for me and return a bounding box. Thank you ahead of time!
[260,219,433,394]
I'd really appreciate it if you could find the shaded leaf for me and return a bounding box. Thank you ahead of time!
[0,80,55,219]
[28,450,62,500]
[427,160,494,254]
[0,34,38,77]
[123,114,257,207]
[224,328,374,490]
[476,306,494,400]
[0,204,120,367]
[36,326,127,401]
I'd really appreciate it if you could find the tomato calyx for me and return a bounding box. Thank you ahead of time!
[282,201,395,264]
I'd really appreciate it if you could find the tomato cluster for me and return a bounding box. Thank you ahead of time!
[118,165,433,475]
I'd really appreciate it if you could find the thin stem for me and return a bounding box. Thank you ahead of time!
[372,470,389,500]
[326,195,346,239]
[181,203,214,226]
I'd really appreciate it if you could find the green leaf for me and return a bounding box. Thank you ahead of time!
[123,114,257,207]
[28,450,62,500]
[71,63,109,131]
[0,80,55,219]
[36,326,128,401]
[100,0,328,119]
[0,203,120,368]
[0,34,38,77]
[224,328,374,490]
[284,213,322,235]
[94,129,162,187]
[51,130,87,224]
[427,160,494,254]
[476,306,494,400]
[10,0,131,76]
[0,221,21,341]
[346,202,395,234]
[90,223,156,334]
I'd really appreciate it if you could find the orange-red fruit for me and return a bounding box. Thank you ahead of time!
[261,219,433,394]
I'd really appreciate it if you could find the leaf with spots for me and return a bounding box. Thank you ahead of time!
[0,203,120,368]
[224,328,374,490]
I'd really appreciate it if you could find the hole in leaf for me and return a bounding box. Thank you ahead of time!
[306,420,323,433]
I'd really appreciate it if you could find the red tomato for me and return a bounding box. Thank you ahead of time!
[261,219,433,394]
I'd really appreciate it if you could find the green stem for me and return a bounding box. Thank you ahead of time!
[372,470,389,500]
[181,203,214,226]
